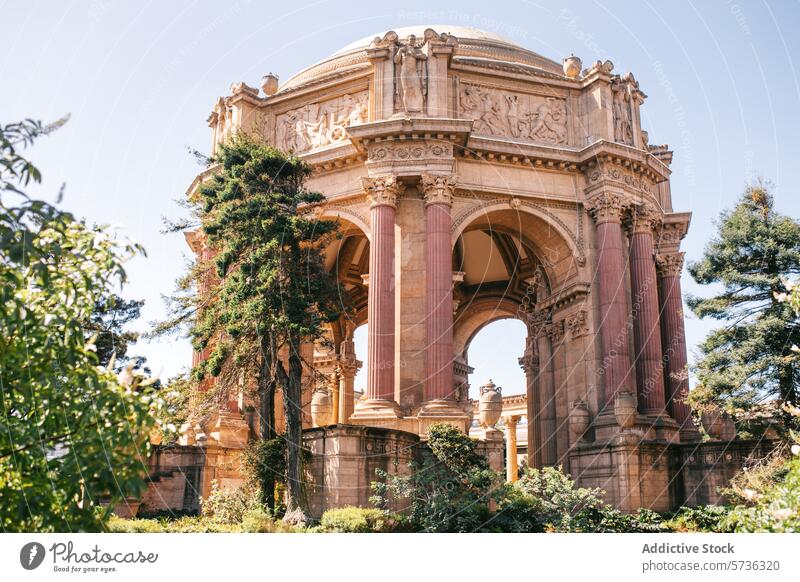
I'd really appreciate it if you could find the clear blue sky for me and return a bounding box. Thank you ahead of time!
[3,0,799,397]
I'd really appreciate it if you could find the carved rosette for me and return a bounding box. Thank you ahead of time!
[655,252,685,278]
[584,192,629,224]
[420,172,457,206]
[627,202,662,234]
[362,175,405,208]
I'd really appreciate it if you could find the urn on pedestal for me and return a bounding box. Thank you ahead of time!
[310,388,333,427]
[478,380,503,429]
[569,400,590,441]
[614,391,637,430]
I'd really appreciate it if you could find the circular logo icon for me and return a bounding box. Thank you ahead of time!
[20,542,46,570]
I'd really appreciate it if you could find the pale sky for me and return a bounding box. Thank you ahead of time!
[2,0,799,397]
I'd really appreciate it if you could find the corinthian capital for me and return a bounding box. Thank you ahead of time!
[420,172,457,206]
[655,252,685,277]
[362,175,405,208]
[627,202,662,234]
[584,191,629,224]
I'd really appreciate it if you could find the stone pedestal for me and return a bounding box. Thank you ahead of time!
[303,425,419,520]
[475,427,505,473]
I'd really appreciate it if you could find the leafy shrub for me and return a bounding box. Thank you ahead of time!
[663,505,732,532]
[106,516,165,533]
[371,423,501,532]
[723,441,800,532]
[319,507,404,533]
[201,480,263,524]
[498,467,605,532]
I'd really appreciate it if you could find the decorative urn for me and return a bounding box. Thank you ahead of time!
[260,73,279,96]
[569,400,590,439]
[614,391,637,430]
[562,54,582,79]
[310,388,333,427]
[478,380,503,428]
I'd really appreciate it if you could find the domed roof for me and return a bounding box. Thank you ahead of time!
[278,24,565,93]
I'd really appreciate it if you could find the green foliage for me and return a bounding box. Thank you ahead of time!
[159,133,346,519]
[0,119,163,532]
[200,481,263,525]
[318,507,403,533]
[84,294,145,370]
[722,438,800,532]
[241,437,287,511]
[371,423,500,532]
[663,505,733,532]
[107,512,301,533]
[688,182,800,435]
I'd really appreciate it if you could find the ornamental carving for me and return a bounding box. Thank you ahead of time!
[566,310,589,339]
[588,163,652,195]
[420,173,457,205]
[546,319,566,343]
[394,35,428,114]
[611,73,645,146]
[584,192,629,224]
[655,252,685,277]
[276,92,368,153]
[628,202,662,234]
[458,83,567,145]
[362,175,405,207]
[368,141,452,162]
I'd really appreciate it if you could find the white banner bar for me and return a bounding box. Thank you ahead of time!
[1,533,798,581]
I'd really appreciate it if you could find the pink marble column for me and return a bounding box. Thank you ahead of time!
[421,173,457,402]
[656,252,694,431]
[363,176,404,402]
[585,192,634,409]
[627,204,667,415]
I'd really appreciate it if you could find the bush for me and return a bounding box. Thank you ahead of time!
[371,423,501,532]
[201,481,263,524]
[663,506,732,532]
[106,516,165,533]
[499,467,605,532]
[723,442,800,532]
[319,507,403,533]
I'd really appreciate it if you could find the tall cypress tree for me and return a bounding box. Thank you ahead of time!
[161,134,343,521]
[688,183,800,436]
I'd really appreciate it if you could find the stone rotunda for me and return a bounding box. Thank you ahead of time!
[165,25,763,517]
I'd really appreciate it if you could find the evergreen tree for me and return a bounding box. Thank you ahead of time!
[84,295,145,368]
[160,134,343,522]
[688,183,800,435]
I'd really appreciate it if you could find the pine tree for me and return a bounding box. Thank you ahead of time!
[161,134,344,521]
[688,182,800,436]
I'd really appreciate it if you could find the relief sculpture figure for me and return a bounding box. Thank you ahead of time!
[394,35,428,113]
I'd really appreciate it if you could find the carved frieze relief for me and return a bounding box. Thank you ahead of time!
[587,163,653,196]
[276,92,368,153]
[458,83,568,145]
[367,141,452,162]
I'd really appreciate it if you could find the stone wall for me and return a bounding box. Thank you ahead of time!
[303,425,420,520]
[673,439,777,507]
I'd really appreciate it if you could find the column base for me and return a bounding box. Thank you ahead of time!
[349,398,403,425]
[417,399,472,436]
[205,411,250,450]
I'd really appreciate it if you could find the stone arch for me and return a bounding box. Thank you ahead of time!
[321,205,371,242]
[451,198,584,289]
[454,296,523,359]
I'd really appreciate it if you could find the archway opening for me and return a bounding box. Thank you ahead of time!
[352,323,368,399]
[466,318,527,400]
